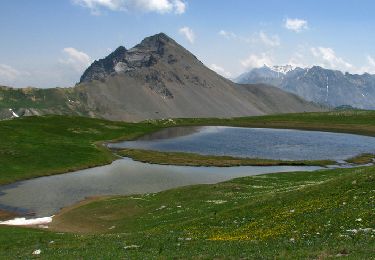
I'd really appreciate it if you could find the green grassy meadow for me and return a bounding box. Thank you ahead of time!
[0,110,374,259]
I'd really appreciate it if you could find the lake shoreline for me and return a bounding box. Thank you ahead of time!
[0,209,20,221]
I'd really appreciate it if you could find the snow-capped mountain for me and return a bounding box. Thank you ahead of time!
[269,65,297,75]
[236,65,375,109]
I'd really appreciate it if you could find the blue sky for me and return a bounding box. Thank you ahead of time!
[1,0,375,88]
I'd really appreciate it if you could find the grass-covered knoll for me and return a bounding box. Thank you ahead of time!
[0,166,373,259]
[2,110,375,185]
[0,115,160,185]
[117,148,334,167]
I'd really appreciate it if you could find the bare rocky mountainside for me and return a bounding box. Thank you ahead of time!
[0,33,323,121]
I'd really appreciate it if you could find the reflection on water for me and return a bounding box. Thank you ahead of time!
[110,126,375,161]
[137,126,203,141]
[0,158,320,217]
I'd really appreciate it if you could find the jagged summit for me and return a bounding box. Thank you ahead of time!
[270,65,297,74]
[138,32,174,47]
[79,33,190,84]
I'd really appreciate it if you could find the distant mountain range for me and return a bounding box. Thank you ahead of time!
[236,65,375,109]
[0,33,323,121]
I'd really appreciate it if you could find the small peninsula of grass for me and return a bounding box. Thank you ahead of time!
[346,153,375,164]
[117,148,334,167]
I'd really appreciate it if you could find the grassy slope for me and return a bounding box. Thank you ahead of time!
[0,115,160,185]
[0,167,374,259]
[0,87,69,109]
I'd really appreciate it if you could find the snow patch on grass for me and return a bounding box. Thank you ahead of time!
[0,216,53,226]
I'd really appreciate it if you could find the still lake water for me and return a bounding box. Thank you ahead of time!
[0,159,320,217]
[1,126,375,217]
[110,126,375,161]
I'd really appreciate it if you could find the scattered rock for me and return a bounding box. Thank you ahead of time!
[32,249,41,255]
[124,245,140,250]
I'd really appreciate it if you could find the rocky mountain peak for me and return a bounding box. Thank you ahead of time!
[79,33,186,84]
[138,33,173,47]
[108,46,127,59]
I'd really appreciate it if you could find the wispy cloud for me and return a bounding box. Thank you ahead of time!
[218,30,237,39]
[0,64,22,82]
[311,47,352,70]
[59,47,91,72]
[240,53,273,69]
[209,64,232,78]
[284,18,308,32]
[258,31,280,47]
[73,0,187,15]
[219,30,280,48]
[0,64,30,86]
[356,55,375,74]
[179,26,195,44]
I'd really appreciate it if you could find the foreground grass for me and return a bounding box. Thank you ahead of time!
[0,166,374,259]
[1,110,375,258]
[117,148,335,167]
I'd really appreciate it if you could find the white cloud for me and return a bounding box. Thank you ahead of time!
[0,64,31,86]
[356,55,375,74]
[258,31,280,47]
[173,0,186,14]
[73,0,186,15]
[284,18,308,32]
[209,64,232,78]
[240,53,273,69]
[219,30,280,48]
[311,47,352,70]
[368,55,375,67]
[179,26,195,44]
[218,30,237,39]
[0,64,22,83]
[287,52,308,68]
[59,47,91,72]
